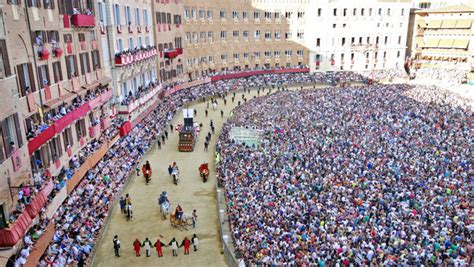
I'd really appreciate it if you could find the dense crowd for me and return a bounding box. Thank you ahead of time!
[360,69,407,82]
[414,68,467,85]
[37,71,353,265]
[216,85,472,265]
[120,80,160,105]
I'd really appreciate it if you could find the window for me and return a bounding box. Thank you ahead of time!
[341,38,345,46]
[361,8,365,16]
[378,8,382,16]
[316,38,320,47]
[369,8,372,16]
[264,11,271,19]
[343,8,347,16]
[254,11,260,19]
[317,8,321,16]
[7,0,20,5]
[16,63,35,96]
[297,30,304,39]
[200,32,206,42]
[332,24,336,28]
[264,51,271,58]
[275,11,281,19]
[243,30,249,38]
[209,56,214,63]
[254,52,260,59]
[285,11,291,18]
[52,61,62,83]
[220,10,226,19]
[220,53,227,61]
[274,31,281,40]
[254,30,260,39]
[387,8,391,16]
[242,11,248,19]
[191,9,196,19]
[233,31,239,38]
[398,36,401,44]
[62,128,73,151]
[207,10,213,19]
[220,31,227,39]
[114,4,121,25]
[125,6,131,25]
[79,53,90,75]
[397,51,401,58]
[135,8,141,25]
[0,40,12,78]
[401,9,405,16]
[353,8,357,16]
[199,9,205,19]
[43,0,54,9]
[285,32,292,39]
[232,10,238,19]
[285,50,292,57]
[49,136,62,160]
[297,11,304,19]
[38,64,50,87]
[1,113,22,159]
[297,50,304,57]
[27,0,40,8]
[65,55,77,78]
[208,31,213,42]
[184,9,190,19]
[233,53,239,59]
[91,51,100,70]
[265,31,271,40]
[75,118,86,140]
[274,51,280,57]
[384,36,388,45]
[333,8,337,16]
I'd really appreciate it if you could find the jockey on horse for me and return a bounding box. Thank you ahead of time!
[142,161,152,184]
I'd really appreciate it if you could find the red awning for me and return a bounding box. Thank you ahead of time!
[25,181,54,218]
[0,212,33,247]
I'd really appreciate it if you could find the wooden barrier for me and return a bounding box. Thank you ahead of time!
[24,223,55,267]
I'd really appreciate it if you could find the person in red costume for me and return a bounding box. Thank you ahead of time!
[180,237,191,255]
[154,238,166,257]
[133,238,141,257]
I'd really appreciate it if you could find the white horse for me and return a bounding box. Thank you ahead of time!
[160,201,170,219]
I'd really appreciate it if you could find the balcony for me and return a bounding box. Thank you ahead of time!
[89,124,100,138]
[71,14,95,27]
[114,47,157,67]
[118,87,160,115]
[164,48,183,60]
[27,89,112,154]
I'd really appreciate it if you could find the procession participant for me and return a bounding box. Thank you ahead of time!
[154,238,166,257]
[141,238,153,257]
[191,234,199,252]
[133,238,141,257]
[180,237,191,255]
[113,235,120,257]
[168,238,179,257]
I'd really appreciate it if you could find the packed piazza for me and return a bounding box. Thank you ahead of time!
[5,66,473,267]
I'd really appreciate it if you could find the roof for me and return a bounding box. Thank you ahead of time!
[416,4,474,14]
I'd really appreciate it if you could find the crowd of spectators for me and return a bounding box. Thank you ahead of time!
[216,85,472,265]
[27,86,111,140]
[34,71,368,265]
[359,69,408,82]
[120,80,160,106]
[413,68,467,85]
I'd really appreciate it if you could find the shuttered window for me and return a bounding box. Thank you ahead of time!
[16,63,36,96]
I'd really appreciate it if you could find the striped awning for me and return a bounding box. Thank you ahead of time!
[427,20,443,29]
[438,39,454,48]
[425,39,440,47]
[440,19,457,28]
[452,39,469,49]
[455,19,472,29]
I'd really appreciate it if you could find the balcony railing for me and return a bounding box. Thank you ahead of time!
[27,89,113,154]
[118,87,160,114]
[71,14,95,27]
[164,48,183,60]
[114,48,157,67]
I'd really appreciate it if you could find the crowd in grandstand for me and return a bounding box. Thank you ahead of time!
[15,69,470,266]
[216,85,472,265]
[413,68,467,85]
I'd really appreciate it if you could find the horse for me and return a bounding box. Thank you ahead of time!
[170,212,193,230]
